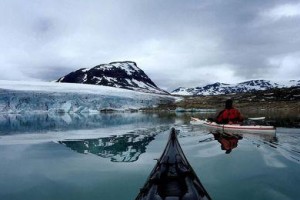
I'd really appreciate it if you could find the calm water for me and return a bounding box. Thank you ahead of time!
[0,112,300,200]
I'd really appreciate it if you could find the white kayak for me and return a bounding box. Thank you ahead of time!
[190,117,276,135]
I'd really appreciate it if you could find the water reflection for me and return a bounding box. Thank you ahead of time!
[252,129,300,164]
[0,112,175,135]
[59,126,169,162]
[198,129,279,154]
[197,131,243,154]
[211,131,243,154]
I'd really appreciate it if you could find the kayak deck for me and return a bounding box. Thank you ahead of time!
[135,128,211,200]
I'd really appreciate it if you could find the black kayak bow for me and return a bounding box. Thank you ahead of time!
[135,128,211,200]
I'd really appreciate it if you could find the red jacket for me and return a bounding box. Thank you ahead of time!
[216,108,243,124]
[219,137,238,151]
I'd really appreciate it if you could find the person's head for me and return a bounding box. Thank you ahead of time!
[225,99,233,109]
[221,145,232,154]
[225,149,232,154]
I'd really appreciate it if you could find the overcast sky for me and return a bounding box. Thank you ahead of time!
[0,0,300,91]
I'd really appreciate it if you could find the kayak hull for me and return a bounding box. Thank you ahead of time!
[135,128,211,200]
[191,118,276,135]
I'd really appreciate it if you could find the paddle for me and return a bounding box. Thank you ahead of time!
[191,117,266,124]
[243,117,266,126]
[248,117,265,120]
[207,117,266,122]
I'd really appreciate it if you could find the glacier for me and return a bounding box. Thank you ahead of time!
[0,80,177,114]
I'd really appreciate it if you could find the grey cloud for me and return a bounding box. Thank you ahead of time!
[0,0,299,91]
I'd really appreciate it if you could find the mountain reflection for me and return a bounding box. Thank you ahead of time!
[59,128,167,162]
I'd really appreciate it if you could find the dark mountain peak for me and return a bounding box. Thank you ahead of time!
[56,61,168,94]
[78,68,88,71]
[110,61,137,66]
[207,82,228,87]
[93,61,138,71]
[240,79,270,85]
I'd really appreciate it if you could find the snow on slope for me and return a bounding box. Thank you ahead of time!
[0,80,176,114]
[171,80,300,96]
[56,61,169,95]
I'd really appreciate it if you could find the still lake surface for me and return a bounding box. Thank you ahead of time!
[0,111,300,200]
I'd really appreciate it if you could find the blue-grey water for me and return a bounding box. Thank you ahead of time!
[0,112,300,200]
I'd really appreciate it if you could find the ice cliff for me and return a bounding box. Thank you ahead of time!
[0,81,176,114]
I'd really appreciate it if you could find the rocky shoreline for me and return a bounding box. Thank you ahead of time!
[141,87,300,128]
[152,86,300,113]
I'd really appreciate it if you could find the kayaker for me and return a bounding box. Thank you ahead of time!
[216,99,243,124]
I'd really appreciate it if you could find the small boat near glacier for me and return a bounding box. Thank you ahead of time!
[190,117,276,135]
[135,128,211,200]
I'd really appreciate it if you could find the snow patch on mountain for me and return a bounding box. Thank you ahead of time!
[171,80,300,96]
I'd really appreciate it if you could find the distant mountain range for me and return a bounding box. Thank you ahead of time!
[56,61,299,96]
[171,80,300,96]
[56,61,168,95]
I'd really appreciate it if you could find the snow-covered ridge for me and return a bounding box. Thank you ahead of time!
[0,80,176,114]
[56,61,168,95]
[171,80,300,96]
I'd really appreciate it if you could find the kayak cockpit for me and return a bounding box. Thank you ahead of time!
[136,128,211,200]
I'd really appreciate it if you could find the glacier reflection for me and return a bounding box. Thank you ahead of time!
[0,112,175,135]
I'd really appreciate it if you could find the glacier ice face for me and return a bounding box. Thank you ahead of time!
[0,81,176,114]
[0,90,173,114]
